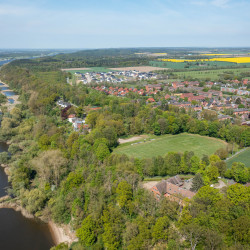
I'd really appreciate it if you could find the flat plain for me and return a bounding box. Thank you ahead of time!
[108,66,168,72]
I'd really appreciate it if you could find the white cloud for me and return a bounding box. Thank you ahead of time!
[211,0,230,8]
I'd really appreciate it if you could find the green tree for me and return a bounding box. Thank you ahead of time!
[227,184,250,206]
[76,215,97,246]
[232,215,250,245]
[194,186,222,206]
[95,143,110,161]
[102,206,124,249]
[204,229,222,250]
[206,164,219,182]
[116,181,133,209]
[152,216,170,242]
[181,223,204,250]
[227,162,249,183]
[190,155,200,174]
[0,152,10,164]
[191,173,204,192]
[215,147,228,160]
[215,161,227,176]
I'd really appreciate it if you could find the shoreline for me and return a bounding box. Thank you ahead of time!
[0,196,77,246]
[0,164,77,247]
[0,78,77,247]
[0,79,21,110]
[48,221,77,246]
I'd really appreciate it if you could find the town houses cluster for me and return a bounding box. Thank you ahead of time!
[75,70,158,84]
[93,80,250,124]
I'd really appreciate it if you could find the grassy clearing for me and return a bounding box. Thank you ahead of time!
[226,147,250,168]
[114,133,227,159]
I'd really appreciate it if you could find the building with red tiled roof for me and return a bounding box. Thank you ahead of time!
[188,95,206,102]
[147,97,155,103]
[181,93,194,99]
[151,176,195,204]
[89,107,102,111]
[165,94,171,100]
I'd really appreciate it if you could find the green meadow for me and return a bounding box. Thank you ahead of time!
[172,67,250,80]
[114,133,227,159]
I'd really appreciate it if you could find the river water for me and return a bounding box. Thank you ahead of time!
[0,142,55,250]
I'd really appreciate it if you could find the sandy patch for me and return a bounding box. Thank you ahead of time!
[118,135,148,144]
[61,68,90,71]
[49,221,77,246]
[109,66,168,72]
[213,179,227,189]
[142,181,159,190]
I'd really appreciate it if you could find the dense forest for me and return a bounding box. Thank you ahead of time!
[0,55,249,249]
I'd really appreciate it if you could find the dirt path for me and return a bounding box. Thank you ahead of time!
[225,147,248,161]
[118,135,148,144]
[213,179,226,189]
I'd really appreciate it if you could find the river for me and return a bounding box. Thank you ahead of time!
[0,143,55,249]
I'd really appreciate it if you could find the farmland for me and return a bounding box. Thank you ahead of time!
[109,66,167,72]
[62,67,115,74]
[149,60,239,70]
[62,66,167,74]
[226,147,250,168]
[114,133,227,159]
[160,57,250,63]
[172,67,250,80]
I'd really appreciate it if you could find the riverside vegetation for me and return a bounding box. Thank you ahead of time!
[0,50,249,250]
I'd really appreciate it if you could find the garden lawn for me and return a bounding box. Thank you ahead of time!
[226,147,250,168]
[114,133,227,159]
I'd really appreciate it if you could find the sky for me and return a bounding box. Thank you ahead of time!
[0,0,249,49]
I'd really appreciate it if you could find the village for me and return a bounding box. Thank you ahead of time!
[92,79,250,125]
[74,70,158,84]
[57,77,250,133]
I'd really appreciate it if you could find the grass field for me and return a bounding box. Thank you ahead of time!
[226,147,250,168]
[114,133,227,159]
[172,68,250,80]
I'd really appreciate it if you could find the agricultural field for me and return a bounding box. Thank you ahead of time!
[149,60,242,70]
[114,133,227,159]
[160,57,250,63]
[226,147,250,168]
[62,67,116,74]
[109,66,167,72]
[62,66,167,74]
[172,67,250,80]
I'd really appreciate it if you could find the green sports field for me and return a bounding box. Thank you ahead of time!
[226,147,250,168]
[114,133,227,159]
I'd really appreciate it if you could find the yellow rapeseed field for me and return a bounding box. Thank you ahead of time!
[200,54,230,56]
[211,57,250,63]
[160,57,250,64]
[160,59,206,62]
